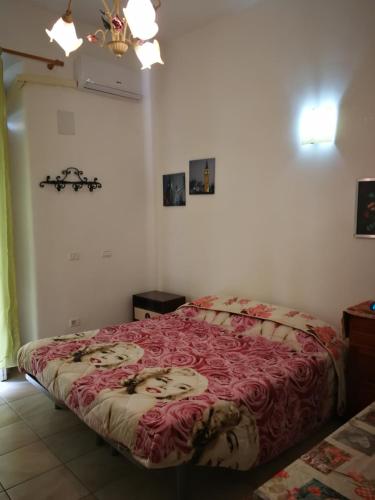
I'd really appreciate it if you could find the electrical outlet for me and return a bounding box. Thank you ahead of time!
[102,250,112,258]
[69,252,80,261]
[69,318,81,328]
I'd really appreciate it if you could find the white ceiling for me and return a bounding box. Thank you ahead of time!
[30,0,258,41]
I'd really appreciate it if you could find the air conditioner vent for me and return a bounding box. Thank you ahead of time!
[75,55,142,101]
[83,81,142,100]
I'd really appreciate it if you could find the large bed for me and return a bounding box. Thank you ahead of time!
[18,296,346,477]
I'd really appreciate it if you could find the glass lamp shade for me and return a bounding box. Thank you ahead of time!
[124,0,159,40]
[46,17,83,57]
[135,40,164,69]
[300,105,337,145]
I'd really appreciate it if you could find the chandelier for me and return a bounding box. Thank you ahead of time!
[46,0,164,70]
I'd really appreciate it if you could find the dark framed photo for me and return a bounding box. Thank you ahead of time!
[355,178,375,238]
[189,158,215,194]
[163,173,186,206]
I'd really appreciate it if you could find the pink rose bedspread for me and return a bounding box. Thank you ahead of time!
[17,296,346,471]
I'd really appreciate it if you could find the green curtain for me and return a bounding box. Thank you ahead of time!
[0,55,20,368]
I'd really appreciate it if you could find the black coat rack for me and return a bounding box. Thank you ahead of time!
[39,167,102,192]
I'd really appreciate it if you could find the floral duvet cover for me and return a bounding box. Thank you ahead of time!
[17,296,346,471]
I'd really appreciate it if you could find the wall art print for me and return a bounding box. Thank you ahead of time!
[355,178,375,238]
[189,158,215,194]
[163,173,186,207]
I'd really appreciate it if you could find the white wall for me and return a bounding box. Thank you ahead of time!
[24,84,154,340]
[154,0,375,328]
[2,0,156,342]
[2,0,375,340]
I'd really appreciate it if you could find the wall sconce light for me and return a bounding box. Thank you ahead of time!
[300,104,338,145]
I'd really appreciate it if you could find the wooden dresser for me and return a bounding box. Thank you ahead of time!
[344,300,375,416]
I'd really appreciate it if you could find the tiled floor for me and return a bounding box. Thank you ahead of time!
[0,370,341,500]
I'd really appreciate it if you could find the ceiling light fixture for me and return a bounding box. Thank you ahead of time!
[300,104,338,145]
[46,0,82,57]
[46,0,164,70]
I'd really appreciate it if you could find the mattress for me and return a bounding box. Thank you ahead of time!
[17,296,346,471]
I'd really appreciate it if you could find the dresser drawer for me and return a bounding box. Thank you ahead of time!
[344,302,375,416]
[348,315,375,335]
[348,348,375,382]
[133,307,161,321]
[350,330,375,349]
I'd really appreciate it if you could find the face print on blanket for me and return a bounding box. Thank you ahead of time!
[123,367,208,400]
[73,343,144,369]
[78,365,259,469]
[125,369,259,468]
[52,332,94,342]
[34,341,144,401]
[192,401,259,470]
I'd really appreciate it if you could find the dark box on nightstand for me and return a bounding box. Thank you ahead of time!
[133,290,186,320]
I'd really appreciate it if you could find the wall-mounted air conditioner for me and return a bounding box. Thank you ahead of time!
[74,55,142,100]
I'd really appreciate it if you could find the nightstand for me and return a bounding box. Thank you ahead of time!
[132,291,186,321]
[343,300,375,416]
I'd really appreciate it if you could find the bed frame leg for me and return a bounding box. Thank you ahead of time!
[176,465,189,500]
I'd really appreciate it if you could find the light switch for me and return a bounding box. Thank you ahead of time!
[69,252,80,261]
[102,250,112,258]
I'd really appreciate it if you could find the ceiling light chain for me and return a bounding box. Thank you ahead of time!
[45,0,164,69]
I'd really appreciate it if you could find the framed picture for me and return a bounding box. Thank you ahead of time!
[163,173,186,206]
[189,158,215,194]
[355,178,375,238]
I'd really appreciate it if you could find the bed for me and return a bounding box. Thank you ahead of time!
[17,296,346,476]
[253,401,375,500]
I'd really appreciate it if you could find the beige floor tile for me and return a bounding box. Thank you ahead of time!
[66,447,131,493]
[95,469,176,500]
[25,407,81,438]
[0,440,60,489]
[43,424,97,463]
[0,492,9,500]
[94,473,143,500]
[6,465,88,500]
[8,393,54,418]
[0,421,39,455]
[0,406,20,429]
[190,468,253,500]
[0,380,39,402]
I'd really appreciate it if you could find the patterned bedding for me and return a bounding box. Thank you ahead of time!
[253,402,375,500]
[17,296,346,471]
